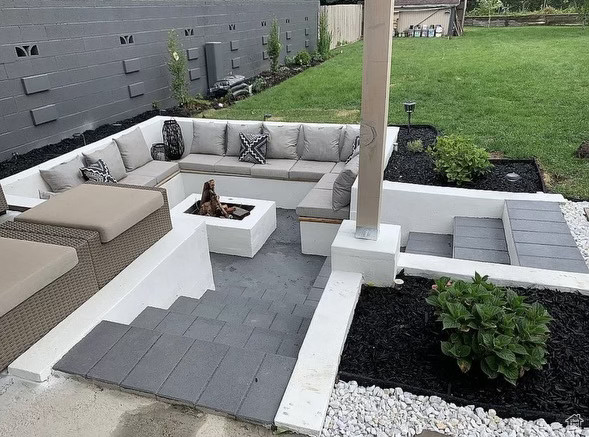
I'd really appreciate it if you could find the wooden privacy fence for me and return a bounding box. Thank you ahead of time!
[465,13,582,27]
[320,4,364,49]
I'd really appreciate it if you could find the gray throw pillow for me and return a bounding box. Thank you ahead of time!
[83,141,127,181]
[114,128,152,171]
[191,120,227,155]
[226,121,262,156]
[340,125,361,161]
[332,154,359,210]
[301,124,342,162]
[262,123,300,160]
[39,156,86,193]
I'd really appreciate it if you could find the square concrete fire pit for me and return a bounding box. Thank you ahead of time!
[172,194,276,257]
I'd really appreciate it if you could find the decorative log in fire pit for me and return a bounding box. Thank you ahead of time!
[184,179,254,220]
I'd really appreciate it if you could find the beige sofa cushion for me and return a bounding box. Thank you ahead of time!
[39,156,86,193]
[296,188,349,220]
[118,173,157,187]
[178,154,224,172]
[114,128,152,171]
[251,159,297,179]
[83,141,128,182]
[132,161,179,184]
[16,184,164,243]
[289,160,336,181]
[0,237,78,318]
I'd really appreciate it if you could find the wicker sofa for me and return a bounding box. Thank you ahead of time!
[0,229,100,370]
[0,185,7,215]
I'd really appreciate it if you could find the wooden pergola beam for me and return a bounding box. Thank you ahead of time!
[355,0,395,240]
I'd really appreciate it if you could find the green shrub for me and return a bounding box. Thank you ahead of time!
[310,51,324,64]
[426,273,552,385]
[318,11,332,60]
[407,139,424,153]
[294,50,311,67]
[427,135,492,185]
[268,18,282,73]
[251,77,268,94]
[167,30,189,106]
[284,55,296,67]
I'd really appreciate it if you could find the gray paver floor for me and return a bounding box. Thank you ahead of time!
[55,209,327,426]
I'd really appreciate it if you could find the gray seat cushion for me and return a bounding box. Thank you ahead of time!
[251,159,297,179]
[0,237,78,318]
[263,122,300,160]
[301,124,342,162]
[296,188,349,220]
[331,161,346,174]
[340,125,360,162]
[132,161,179,184]
[332,155,359,210]
[214,156,254,175]
[118,173,157,187]
[191,120,227,155]
[226,121,263,156]
[39,156,86,193]
[114,128,152,171]
[289,160,336,181]
[83,141,128,182]
[178,154,224,172]
[315,172,339,190]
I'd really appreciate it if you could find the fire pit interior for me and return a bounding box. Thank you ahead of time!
[184,179,254,220]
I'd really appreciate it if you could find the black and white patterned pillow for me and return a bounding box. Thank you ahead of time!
[346,135,360,163]
[238,132,268,164]
[80,159,117,183]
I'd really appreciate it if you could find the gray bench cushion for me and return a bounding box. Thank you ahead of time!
[191,120,227,155]
[178,154,223,172]
[289,160,336,181]
[132,161,180,184]
[214,156,254,175]
[39,156,86,193]
[114,128,152,172]
[118,173,157,187]
[0,237,78,318]
[226,121,263,156]
[331,162,346,174]
[251,159,297,179]
[315,172,339,190]
[296,188,349,220]
[263,122,300,160]
[83,141,128,182]
[301,124,342,162]
[340,125,360,162]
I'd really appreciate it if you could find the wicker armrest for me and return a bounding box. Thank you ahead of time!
[0,185,7,215]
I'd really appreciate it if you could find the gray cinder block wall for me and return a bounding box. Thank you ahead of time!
[0,0,319,161]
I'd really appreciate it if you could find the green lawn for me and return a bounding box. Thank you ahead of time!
[210,27,589,199]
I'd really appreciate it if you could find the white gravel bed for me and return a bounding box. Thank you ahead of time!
[561,201,589,268]
[323,381,588,437]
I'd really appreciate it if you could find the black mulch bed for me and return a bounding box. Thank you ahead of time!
[339,276,589,424]
[384,126,545,193]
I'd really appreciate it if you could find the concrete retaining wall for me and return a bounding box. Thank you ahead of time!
[0,0,318,161]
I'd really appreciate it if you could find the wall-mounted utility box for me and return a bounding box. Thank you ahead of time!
[123,58,141,73]
[22,74,50,95]
[128,82,145,97]
[205,42,224,88]
[31,104,57,125]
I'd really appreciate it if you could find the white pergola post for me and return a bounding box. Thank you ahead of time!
[355,0,394,240]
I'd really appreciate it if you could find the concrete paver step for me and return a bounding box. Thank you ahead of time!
[453,217,510,265]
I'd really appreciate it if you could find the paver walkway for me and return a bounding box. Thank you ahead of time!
[55,209,328,426]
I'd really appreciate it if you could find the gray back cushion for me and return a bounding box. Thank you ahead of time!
[332,154,359,210]
[39,156,86,193]
[114,128,152,171]
[83,141,128,181]
[191,120,227,155]
[226,121,263,156]
[340,125,361,162]
[262,123,300,160]
[301,124,342,162]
